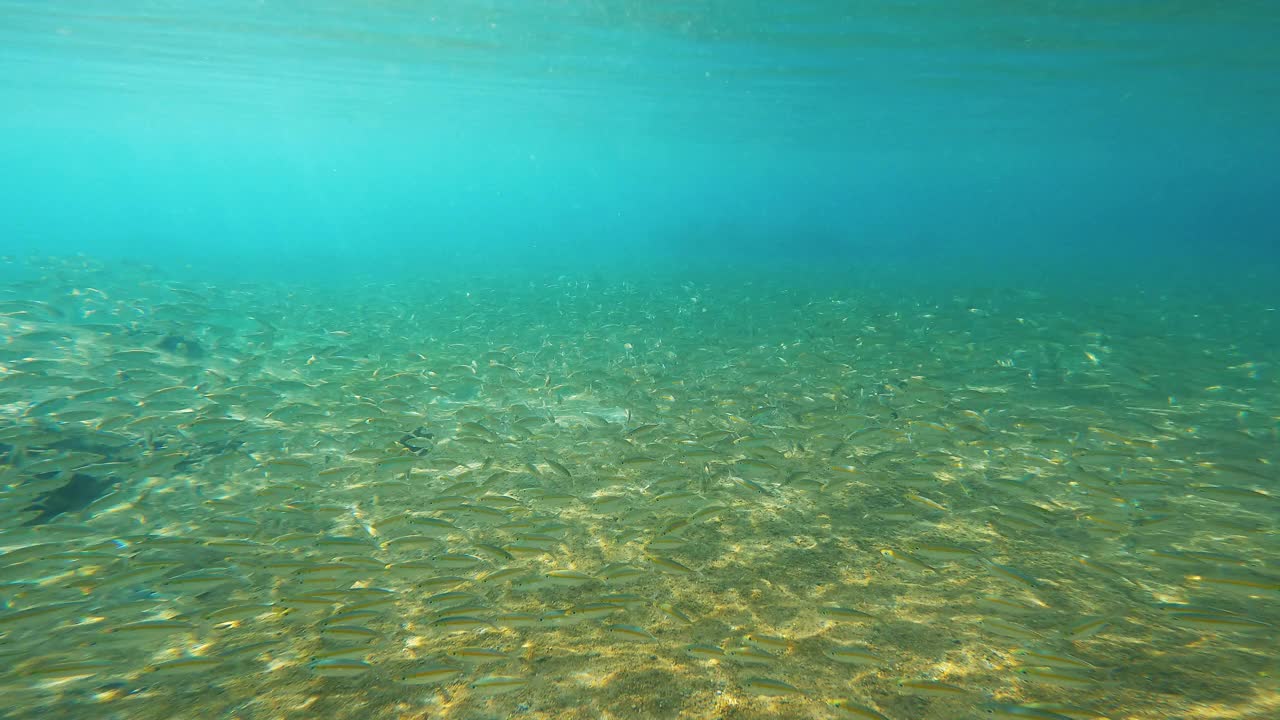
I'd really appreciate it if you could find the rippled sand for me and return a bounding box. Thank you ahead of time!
[1,256,1276,720]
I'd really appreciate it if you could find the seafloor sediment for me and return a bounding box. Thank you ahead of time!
[0,255,1276,720]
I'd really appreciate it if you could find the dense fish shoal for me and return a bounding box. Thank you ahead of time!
[0,255,1277,720]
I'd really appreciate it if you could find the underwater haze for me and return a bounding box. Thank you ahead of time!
[1,3,1279,720]
[2,1,1279,280]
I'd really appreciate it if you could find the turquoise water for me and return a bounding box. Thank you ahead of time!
[2,1,1278,277]
[1,4,1278,720]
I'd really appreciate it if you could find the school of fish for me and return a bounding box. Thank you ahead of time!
[1,255,1277,720]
